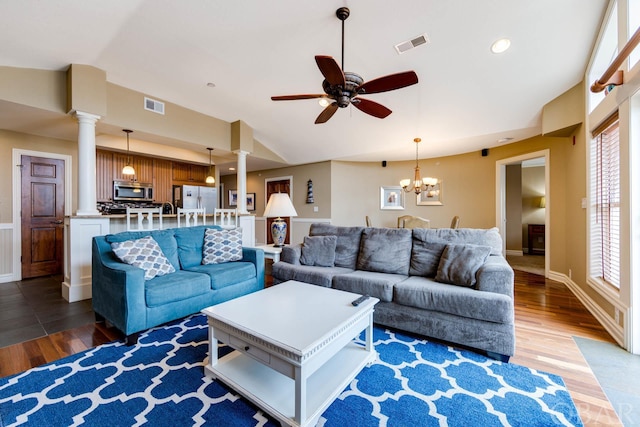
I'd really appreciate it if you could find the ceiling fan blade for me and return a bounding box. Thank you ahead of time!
[271,94,327,101]
[315,55,346,87]
[315,102,339,124]
[357,71,418,94]
[352,97,392,119]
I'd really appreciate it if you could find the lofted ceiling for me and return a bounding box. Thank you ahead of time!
[0,0,607,173]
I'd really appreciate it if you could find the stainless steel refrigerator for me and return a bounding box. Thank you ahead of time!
[173,185,217,213]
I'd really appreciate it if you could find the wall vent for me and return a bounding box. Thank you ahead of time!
[144,97,165,115]
[394,33,430,54]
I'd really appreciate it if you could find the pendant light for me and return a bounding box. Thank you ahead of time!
[121,129,135,176]
[205,147,215,184]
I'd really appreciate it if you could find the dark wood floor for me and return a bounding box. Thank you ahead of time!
[0,271,623,426]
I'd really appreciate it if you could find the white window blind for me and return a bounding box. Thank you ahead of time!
[590,113,620,288]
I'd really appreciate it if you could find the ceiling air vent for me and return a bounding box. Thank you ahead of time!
[394,33,430,54]
[144,97,165,115]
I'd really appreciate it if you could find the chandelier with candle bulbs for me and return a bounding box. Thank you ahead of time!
[400,138,438,195]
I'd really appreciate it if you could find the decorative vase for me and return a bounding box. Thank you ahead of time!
[271,218,287,247]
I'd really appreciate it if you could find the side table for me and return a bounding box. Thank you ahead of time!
[248,244,282,262]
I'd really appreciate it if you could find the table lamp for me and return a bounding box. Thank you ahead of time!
[263,193,298,247]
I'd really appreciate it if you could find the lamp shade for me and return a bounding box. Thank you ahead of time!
[263,193,298,218]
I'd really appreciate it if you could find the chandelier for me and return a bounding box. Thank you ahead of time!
[400,137,438,195]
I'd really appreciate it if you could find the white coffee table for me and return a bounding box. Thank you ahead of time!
[201,280,379,427]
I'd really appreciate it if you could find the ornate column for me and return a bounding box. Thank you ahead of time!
[74,111,101,215]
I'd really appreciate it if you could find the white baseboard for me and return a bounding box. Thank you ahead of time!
[506,250,524,256]
[547,270,625,348]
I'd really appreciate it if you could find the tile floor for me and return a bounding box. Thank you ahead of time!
[0,275,95,348]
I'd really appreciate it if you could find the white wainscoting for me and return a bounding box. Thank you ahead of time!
[254,217,332,246]
[0,223,14,282]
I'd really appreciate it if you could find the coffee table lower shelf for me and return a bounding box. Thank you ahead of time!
[204,341,375,427]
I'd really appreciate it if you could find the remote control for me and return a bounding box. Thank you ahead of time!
[351,295,370,306]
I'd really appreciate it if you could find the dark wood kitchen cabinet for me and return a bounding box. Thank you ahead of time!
[96,150,114,201]
[172,161,207,184]
[153,159,173,203]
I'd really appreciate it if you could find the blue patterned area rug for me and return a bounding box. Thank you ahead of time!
[0,315,582,427]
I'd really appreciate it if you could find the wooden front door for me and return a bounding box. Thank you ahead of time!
[266,179,291,245]
[21,155,65,279]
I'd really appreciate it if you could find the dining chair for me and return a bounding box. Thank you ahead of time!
[397,215,412,228]
[450,215,460,229]
[402,216,430,229]
[177,208,206,227]
[365,215,372,227]
[214,208,238,229]
[126,207,163,231]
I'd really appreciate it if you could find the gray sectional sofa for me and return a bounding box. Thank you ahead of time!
[272,224,515,361]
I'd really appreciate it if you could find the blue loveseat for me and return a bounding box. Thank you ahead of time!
[92,225,264,344]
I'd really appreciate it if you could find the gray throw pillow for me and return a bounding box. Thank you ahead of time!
[357,228,412,275]
[435,243,492,287]
[410,229,447,277]
[300,235,337,267]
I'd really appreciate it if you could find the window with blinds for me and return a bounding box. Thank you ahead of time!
[590,113,620,288]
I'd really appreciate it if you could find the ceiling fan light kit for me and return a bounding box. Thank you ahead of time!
[271,7,419,124]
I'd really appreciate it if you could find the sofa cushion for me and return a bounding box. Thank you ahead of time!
[105,229,180,270]
[435,243,492,287]
[410,230,447,277]
[202,228,243,264]
[300,235,337,267]
[111,236,176,280]
[333,271,408,302]
[186,261,256,290]
[394,276,513,323]
[145,270,211,307]
[271,262,352,288]
[309,224,364,269]
[357,228,412,275]
[411,227,503,256]
[174,225,221,269]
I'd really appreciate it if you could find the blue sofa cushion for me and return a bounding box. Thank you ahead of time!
[203,228,243,264]
[174,225,221,269]
[145,270,211,307]
[186,261,256,290]
[105,229,180,270]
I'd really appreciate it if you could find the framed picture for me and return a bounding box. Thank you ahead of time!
[380,186,405,210]
[417,181,443,206]
[228,190,238,206]
[247,193,256,211]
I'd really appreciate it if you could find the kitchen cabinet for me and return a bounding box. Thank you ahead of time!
[96,150,114,201]
[172,161,208,184]
[153,159,173,203]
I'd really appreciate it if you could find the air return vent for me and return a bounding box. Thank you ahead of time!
[144,97,165,115]
[394,33,430,54]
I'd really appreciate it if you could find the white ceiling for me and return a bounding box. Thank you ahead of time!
[0,0,607,172]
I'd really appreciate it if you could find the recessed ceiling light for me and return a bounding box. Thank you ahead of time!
[490,38,511,54]
[206,82,216,88]
[229,167,236,171]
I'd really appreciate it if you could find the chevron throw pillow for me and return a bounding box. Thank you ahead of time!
[202,228,243,264]
[111,236,176,280]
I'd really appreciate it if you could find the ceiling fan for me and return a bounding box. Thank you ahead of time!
[271,7,419,124]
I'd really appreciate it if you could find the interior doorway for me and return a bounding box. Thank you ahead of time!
[265,176,292,245]
[496,150,550,278]
[20,155,65,278]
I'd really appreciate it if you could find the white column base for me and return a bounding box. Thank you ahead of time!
[239,215,255,247]
[63,216,110,302]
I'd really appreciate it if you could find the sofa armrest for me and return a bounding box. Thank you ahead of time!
[91,237,147,335]
[475,255,514,297]
[242,247,265,289]
[280,244,302,265]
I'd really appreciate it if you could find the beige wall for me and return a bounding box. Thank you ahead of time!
[0,130,78,222]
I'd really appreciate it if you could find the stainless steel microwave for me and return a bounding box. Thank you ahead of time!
[113,180,154,202]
